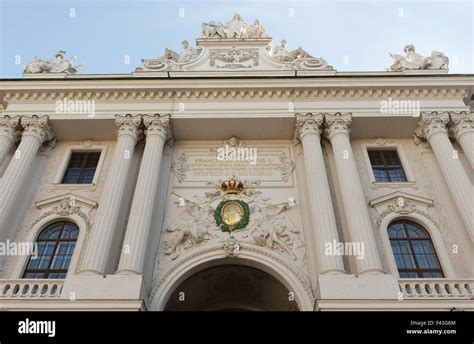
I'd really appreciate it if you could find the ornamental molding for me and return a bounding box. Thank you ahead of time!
[32,193,97,231]
[293,113,324,143]
[2,87,467,104]
[0,115,21,142]
[20,115,55,144]
[324,112,352,139]
[369,191,438,227]
[449,111,474,140]
[414,111,450,143]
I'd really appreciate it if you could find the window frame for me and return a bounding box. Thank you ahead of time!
[388,219,444,278]
[22,221,79,279]
[361,143,415,187]
[378,213,455,279]
[54,145,107,187]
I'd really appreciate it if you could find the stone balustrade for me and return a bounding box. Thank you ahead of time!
[0,279,64,298]
[399,279,474,299]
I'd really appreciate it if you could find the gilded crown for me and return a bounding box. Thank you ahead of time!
[221,179,244,194]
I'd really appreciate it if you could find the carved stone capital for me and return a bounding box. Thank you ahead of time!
[294,113,324,143]
[143,114,172,142]
[414,111,449,142]
[323,112,352,139]
[449,111,474,140]
[20,115,55,143]
[115,114,142,138]
[0,115,21,142]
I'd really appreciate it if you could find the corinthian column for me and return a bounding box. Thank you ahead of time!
[0,115,54,240]
[324,112,383,275]
[449,111,474,168]
[79,114,142,275]
[0,116,20,165]
[116,114,171,275]
[295,113,346,276]
[416,112,473,241]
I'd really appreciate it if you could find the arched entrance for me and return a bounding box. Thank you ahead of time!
[164,265,299,311]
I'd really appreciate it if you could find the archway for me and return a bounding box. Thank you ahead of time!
[164,265,299,311]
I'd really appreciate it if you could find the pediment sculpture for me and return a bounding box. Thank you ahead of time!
[201,13,268,39]
[136,13,333,72]
[23,50,83,74]
[387,45,449,71]
[137,40,203,71]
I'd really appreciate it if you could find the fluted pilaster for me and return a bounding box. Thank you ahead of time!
[0,116,21,165]
[79,114,142,275]
[295,113,346,276]
[449,111,474,168]
[324,112,383,275]
[0,115,54,241]
[416,111,473,241]
[116,114,171,275]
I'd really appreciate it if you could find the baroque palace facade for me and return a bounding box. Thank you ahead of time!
[0,14,473,311]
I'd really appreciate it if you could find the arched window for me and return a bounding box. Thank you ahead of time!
[23,221,79,279]
[388,220,444,278]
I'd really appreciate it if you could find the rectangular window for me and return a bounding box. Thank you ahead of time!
[61,151,101,184]
[367,149,407,183]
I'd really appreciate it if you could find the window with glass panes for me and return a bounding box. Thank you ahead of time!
[367,149,407,182]
[61,151,101,184]
[23,222,79,279]
[388,220,444,278]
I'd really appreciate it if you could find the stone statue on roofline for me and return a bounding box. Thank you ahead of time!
[387,45,449,71]
[23,50,83,74]
[270,39,313,62]
[201,13,268,39]
[139,40,203,71]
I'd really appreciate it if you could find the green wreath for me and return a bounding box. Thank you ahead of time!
[214,199,250,232]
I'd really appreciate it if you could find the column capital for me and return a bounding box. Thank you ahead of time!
[449,111,474,141]
[0,115,21,142]
[324,112,352,139]
[115,114,142,138]
[415,111,449,142]
[143,114,172,141]
[20,115,55,143]
[294,113,324,142]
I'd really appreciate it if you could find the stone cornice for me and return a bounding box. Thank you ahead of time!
[0,87,468,104]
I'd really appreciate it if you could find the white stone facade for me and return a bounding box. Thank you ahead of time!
[0,15,473,311]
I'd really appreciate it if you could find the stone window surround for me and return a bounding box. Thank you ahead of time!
[12,214,88,280]
[378,213,456,279]
[360,142,416,188]
[52,145,107,188]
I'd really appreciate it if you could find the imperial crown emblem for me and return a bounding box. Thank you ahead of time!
[221,179,244,195]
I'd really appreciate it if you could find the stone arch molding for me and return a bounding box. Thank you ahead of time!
[149,243,315,311]
[369,191,456,278]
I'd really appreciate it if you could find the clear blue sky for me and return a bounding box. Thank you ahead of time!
[0,0,472,77]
